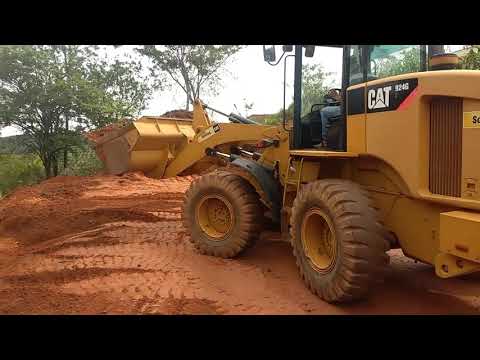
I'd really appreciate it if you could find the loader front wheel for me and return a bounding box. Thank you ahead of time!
[183,171,263,258]
[290,179,390,303]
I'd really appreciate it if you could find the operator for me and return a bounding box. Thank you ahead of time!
[319,89,342,147]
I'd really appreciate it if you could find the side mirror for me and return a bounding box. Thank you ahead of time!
[304,45,315,57]
[263,45,276,62]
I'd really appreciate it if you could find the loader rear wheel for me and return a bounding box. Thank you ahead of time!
[183,171,263,258]
[290,179,390,303]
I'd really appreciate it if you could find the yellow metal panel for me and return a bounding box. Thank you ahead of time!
[363,71,480,203]
[134,121,186,144]
[418,191,480,211]
[440,210,480,263]
[192,100,212,132]
[368,70,480,100]
[347,114,366,153]
[177,123,196,138]
[366,101,420,196]
[164,123,276,177]
[386,197,448,265]
[434,253,480,278]
[146,150,170,178]
[130,150,169,173]
[289,150,358,158]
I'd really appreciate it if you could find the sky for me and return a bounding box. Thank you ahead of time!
[0,45,463,137]
[115,45,343,118]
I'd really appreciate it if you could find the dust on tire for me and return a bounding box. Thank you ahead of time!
[290,179,390,303]
[182,171,263,258]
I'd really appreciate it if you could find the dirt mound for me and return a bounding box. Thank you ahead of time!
[0,172,194,246]
[161,110,193,119]
[84,118,132,144]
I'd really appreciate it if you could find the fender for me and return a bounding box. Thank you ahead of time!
[228,156,282,224]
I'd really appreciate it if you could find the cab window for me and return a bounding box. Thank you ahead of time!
[349,46,364,86]
[368,45,422,79]
[300,46,343,117]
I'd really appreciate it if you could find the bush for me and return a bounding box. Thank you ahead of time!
[59,145,104,177]
[0,154,45,197]
[0,141,103,198]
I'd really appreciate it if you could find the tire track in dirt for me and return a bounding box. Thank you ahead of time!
[1,174,480,314]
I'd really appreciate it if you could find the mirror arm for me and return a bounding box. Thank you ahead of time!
[267,50,287,66]
[283,54,295,131]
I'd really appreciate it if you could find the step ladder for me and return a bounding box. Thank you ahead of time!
[280,156,305,239]
[282,156,304,207]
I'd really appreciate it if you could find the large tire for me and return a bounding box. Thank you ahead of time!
[290,179,390,303]
[182,171,263,258]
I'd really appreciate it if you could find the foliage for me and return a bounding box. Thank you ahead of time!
[301,63,332,116]
[79,56,158,129]
[59,144,104,177]
[264,103,294,126]
[137,45,243,110]
[264,63,332,125]
[0,143,103,197]
[459,45,480,70]
[0,45,155,178]
[371,45,480,76]
[0,154,45,197]
[0,134,31,154]
[375,47,421,78]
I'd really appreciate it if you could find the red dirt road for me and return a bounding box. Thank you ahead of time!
[1,173,479,315]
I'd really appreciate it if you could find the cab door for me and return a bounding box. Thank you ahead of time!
[345,45,368,153]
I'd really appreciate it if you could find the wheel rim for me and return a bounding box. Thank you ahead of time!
[196,195,234,239]
[301,208,337,272]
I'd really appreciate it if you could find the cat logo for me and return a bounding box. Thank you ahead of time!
[198,123,221,143]
[368,86,392,110]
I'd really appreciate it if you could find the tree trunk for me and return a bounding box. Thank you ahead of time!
[42,157,52,178]
[63,148,68,169]
[185,95,190,110]
[64,115,69,169]
[53,156,59,177]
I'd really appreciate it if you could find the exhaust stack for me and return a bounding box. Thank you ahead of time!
[428,45,459,71]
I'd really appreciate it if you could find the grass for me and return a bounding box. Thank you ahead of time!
[0,145,104,198]
[0,154,45,197]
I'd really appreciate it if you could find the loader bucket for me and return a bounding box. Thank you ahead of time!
[90,116,196,177]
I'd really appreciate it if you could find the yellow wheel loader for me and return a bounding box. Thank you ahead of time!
[92,45,480,303]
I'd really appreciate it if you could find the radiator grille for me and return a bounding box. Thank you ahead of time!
[429,98,463,197]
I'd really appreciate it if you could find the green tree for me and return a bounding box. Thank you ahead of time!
[301,63,332,116]
[137,45,243,110]
[460,45,480,69]
[79,56,158,129]
[264,103,294,126]
[0,45,155,178]
[375,47,421,78]
[0,154,44,197]
[264,63,332,125]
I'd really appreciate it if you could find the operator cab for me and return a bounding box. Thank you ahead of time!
[263,45,429,151]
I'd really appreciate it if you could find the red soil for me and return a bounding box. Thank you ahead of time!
[0,173,479,315]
